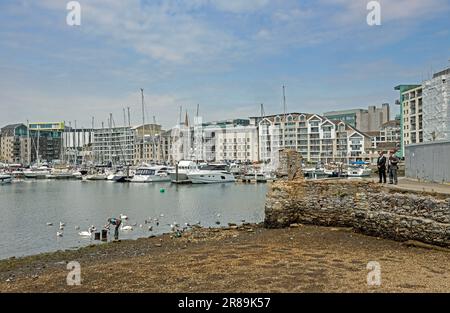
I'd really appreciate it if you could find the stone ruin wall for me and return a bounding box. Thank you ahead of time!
[265,180,450,247]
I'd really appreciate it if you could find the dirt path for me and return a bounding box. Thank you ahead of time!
[1,224,450,292]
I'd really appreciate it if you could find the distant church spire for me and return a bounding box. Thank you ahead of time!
[184,111,189,127]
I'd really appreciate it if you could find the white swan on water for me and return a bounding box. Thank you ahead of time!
[120,224,133,231]
[79,226,95,237]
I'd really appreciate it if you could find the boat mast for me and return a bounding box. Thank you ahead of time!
[27,120,31,166]
[141,88,145,164]
[109,113,114,166]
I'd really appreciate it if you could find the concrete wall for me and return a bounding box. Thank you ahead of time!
[405,141,450,183]
[265,180,450,247]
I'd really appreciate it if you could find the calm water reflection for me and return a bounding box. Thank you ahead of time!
[0,180,267,259]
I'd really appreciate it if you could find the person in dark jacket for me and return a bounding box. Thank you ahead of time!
[104,217,122,240]
[377,151,387,183]
[388,150,399,185]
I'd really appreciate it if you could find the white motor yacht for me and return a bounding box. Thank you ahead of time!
[187,164,236,184]
[131,165,173,183]
[169,161,198,183]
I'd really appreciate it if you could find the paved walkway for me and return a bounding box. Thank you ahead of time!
[370,177,450,195]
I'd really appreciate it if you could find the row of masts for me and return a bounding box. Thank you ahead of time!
[24,86,288,167]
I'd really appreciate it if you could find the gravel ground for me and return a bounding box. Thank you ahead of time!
[1,224,450,293]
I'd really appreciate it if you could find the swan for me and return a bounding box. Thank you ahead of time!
[79,227,94,237]
[120,224,133,231]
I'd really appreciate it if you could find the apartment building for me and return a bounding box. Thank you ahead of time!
[252,113,372,165]
[0,124,29,164]
[395,84,424,157]
[213,125,259,163]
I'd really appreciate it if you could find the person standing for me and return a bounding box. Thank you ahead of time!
[388,150,399,185]
[104,217,122,240]
[377,151,387,183]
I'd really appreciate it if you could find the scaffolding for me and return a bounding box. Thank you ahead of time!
[423,70,450,142]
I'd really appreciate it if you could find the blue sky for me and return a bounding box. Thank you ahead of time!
[0,0,449,129]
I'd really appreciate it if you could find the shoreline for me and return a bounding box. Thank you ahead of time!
[2,223,450,292]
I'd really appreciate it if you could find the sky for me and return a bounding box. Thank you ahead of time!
[0,0,449,129]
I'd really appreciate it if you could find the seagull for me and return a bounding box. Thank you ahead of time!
[148,226,153,231]
[56,231,63,237]
[60,222,66,227]
[74,226,80,230]
[46,222,53,226]
[120,214,129,220]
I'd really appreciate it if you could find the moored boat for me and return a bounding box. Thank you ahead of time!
[0,174,12,185]
[131,165,172,183]
[187,164,235,184]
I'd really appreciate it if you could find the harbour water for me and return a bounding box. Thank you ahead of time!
[0,181,267,260]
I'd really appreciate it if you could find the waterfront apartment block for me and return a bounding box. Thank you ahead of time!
[212,125,259,163]
[0,124,29,164]
[422,68,450,142]
[324,103,390,133]
[251,113,372,165]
